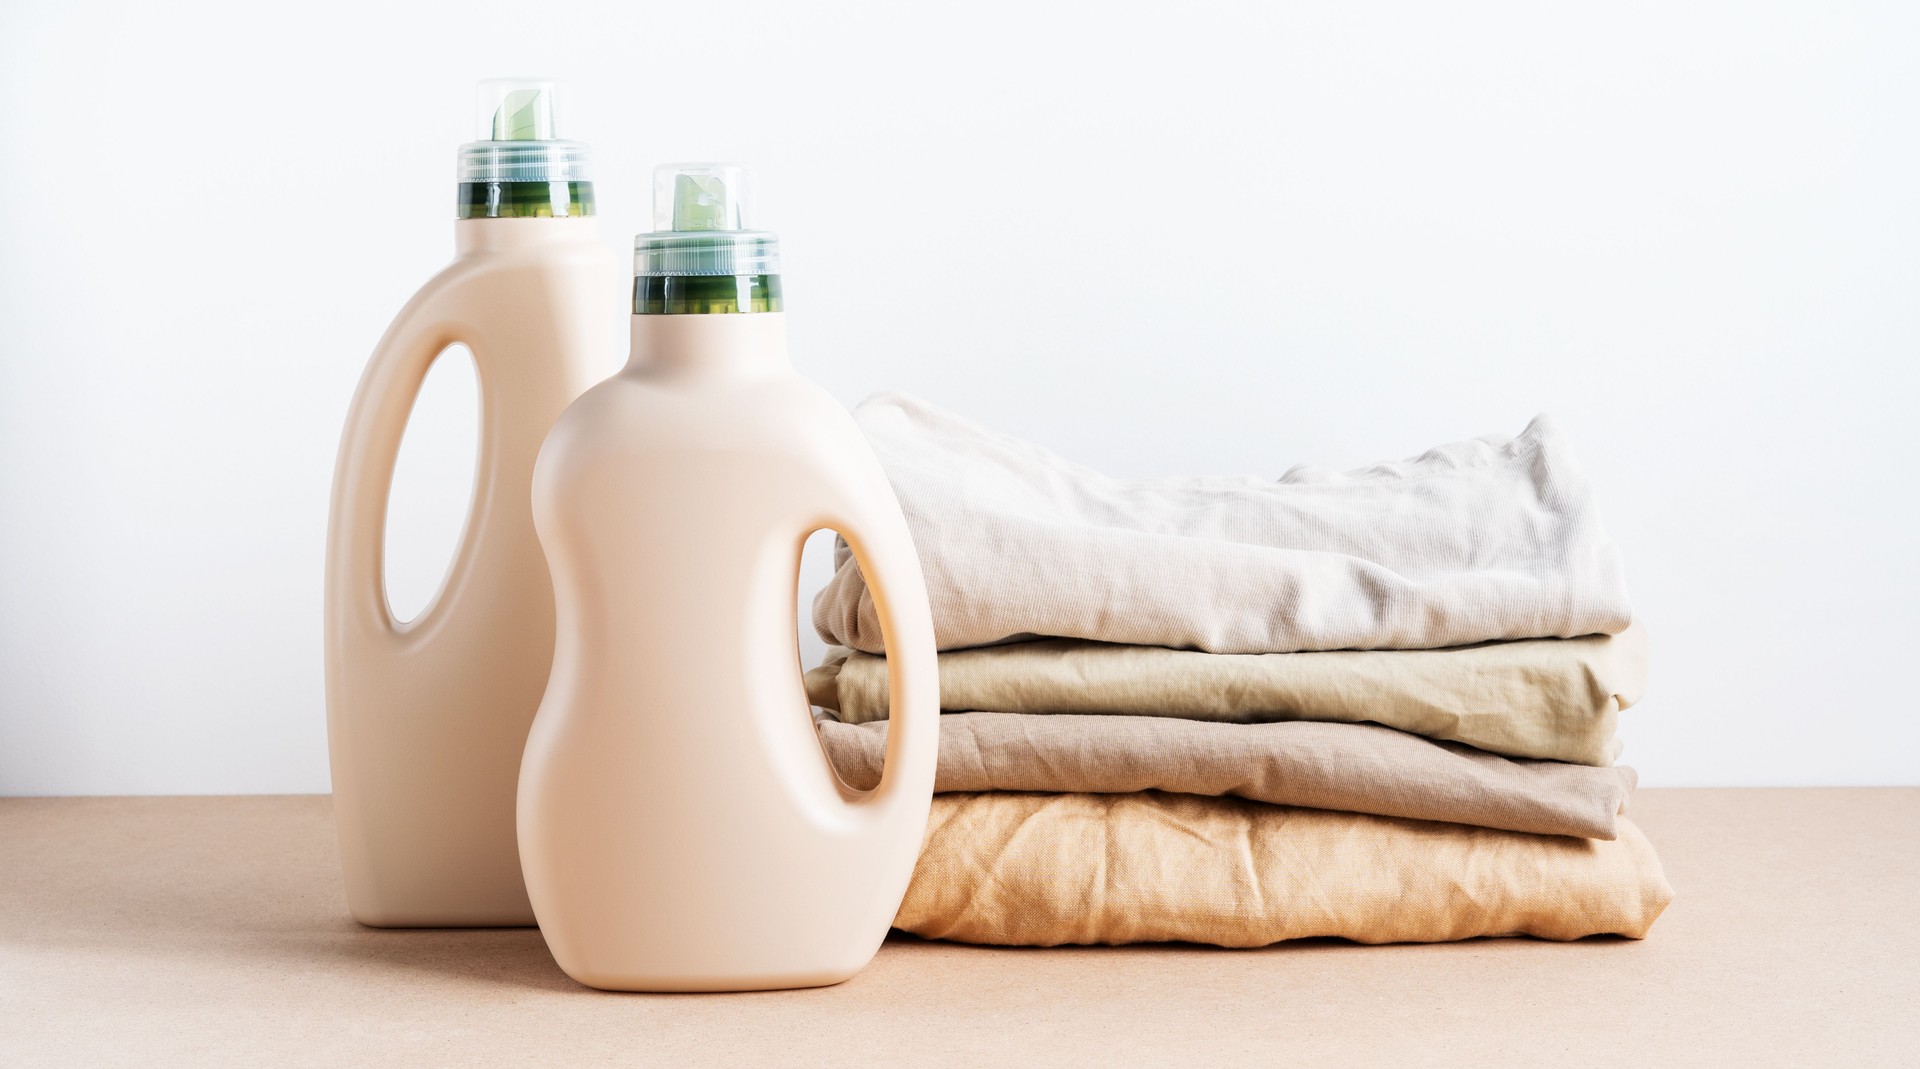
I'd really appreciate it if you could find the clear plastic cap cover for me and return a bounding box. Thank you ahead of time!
[634,162,780,277]
[457,78,590,184]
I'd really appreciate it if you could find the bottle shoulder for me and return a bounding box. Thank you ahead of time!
[542,370,875,483]
[382,244,624,341]
[399,232,619,301]
[577,367,852,430]
[438,240,623,289]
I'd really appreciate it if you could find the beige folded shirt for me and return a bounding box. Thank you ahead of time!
[819,712,1636,839]
[895,792,1674,948]
[807,623,1646,766]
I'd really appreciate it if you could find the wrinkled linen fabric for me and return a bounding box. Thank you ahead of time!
[818,712,1636,839]
[808,623,1646,766]
[894,792,1673,947]
[814,394,1633,656]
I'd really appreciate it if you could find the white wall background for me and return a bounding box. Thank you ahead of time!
[1,0,1915,794]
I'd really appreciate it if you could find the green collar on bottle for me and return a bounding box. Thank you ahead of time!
[633,274,782,315]
[457,181,596,219]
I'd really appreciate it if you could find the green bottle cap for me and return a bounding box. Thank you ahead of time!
[633,163,781,278]
[457,78,589,184]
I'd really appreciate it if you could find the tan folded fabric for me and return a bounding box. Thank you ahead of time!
[818,712,1636,839]
[895,792,1674,948]
[807,623,1646,766]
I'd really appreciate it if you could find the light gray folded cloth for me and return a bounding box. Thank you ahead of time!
[818,711,1636,840]
[814,394,1632,654]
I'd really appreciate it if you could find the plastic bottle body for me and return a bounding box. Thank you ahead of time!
[325,218,626,927]
[519,313,937,990]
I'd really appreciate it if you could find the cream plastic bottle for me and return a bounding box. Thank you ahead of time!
[518,164,938,991]
[324,80,625,927]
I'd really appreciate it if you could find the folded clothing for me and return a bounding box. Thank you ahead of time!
[819,712,1636,839]
[815,394,1633,655]
[896,791,1674,948]
[808,623,1646,766]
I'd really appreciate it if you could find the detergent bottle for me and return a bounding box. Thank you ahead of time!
[518,163,937,990]
[324,79,625,927]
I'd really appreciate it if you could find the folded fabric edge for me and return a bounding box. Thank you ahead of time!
[817,716,1636,841]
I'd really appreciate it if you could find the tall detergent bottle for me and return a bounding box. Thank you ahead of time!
[519,163,937,991]
[325,80,625,927]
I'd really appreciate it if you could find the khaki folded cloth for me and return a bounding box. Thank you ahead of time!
[808,623,1646,766]
[815,394,1633,656]
[820,712,1636,839]
[895,792,1674,948]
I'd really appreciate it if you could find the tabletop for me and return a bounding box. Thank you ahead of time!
[3,788,1916,1067]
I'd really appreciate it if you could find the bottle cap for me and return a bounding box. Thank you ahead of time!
[457,78,591,184]
[633,163,781,277]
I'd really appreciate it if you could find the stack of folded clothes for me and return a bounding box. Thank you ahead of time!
[808,394,1672,948]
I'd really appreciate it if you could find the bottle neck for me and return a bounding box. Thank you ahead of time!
[453,215,600,254]
[627,311,791,383]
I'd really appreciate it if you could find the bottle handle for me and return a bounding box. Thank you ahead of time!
[326,284,481,644]
[828,511,938,820]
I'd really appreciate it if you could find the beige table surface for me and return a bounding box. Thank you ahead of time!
[3,789,1916,1067]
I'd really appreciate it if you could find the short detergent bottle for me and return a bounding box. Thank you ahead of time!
[518,164,938,991]
[325,80,626,927]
